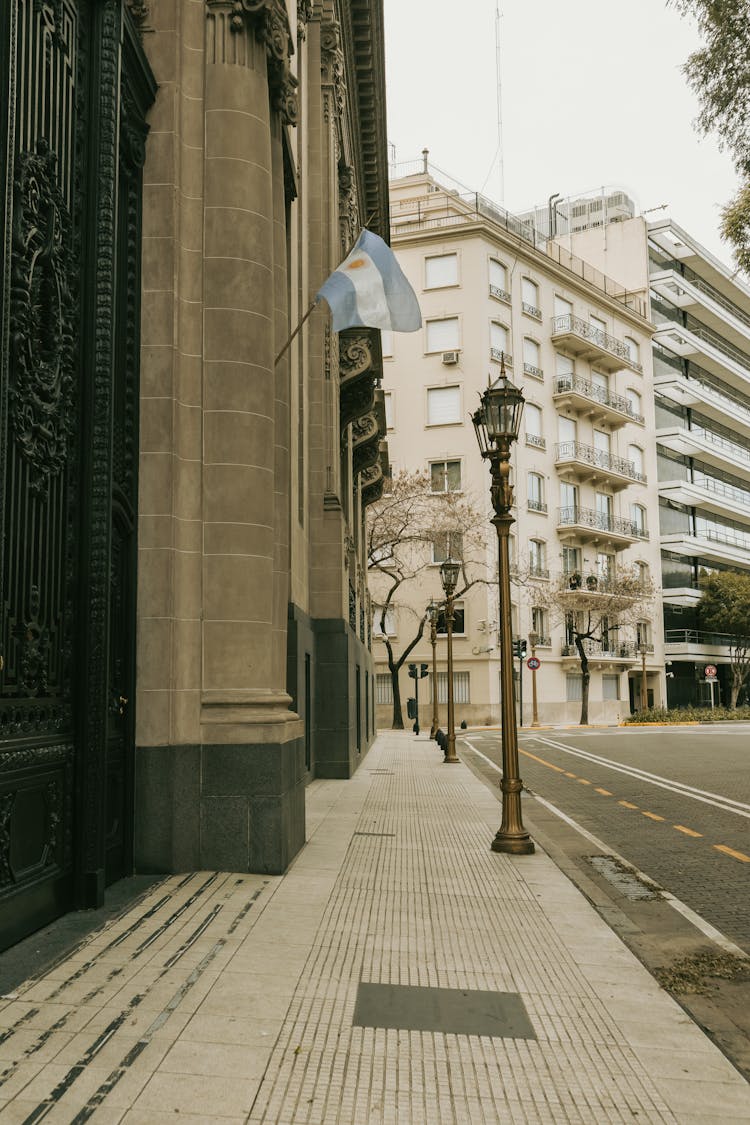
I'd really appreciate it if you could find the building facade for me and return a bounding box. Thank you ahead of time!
[0,0,388,951]
[374,164,664,729]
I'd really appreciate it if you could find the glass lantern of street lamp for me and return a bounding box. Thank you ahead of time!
[472,364,525,456]
[427,600,439,626]
[439,558,460,597]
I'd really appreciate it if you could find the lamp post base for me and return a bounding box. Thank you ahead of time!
[443,750,460,764]
[491,831,535,855]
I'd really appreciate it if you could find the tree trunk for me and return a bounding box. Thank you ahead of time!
[575,638,590,725]
[391,669,404,729]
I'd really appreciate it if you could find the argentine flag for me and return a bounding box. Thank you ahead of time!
[316,229,422,333]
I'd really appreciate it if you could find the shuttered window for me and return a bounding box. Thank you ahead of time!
[426,317,459,352]
[427,385,461,425]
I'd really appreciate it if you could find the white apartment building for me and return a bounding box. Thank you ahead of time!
[373,165,664,727]
[564,214,750,709]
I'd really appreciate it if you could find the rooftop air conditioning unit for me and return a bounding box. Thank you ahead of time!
[442,350,459,365]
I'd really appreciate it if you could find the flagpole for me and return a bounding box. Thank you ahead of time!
[274,298,320,366]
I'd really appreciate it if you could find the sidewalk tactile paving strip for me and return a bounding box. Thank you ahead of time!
[0,735,748,1123]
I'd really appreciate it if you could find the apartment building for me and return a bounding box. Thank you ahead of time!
[373,164,664,728]
[565,215,750,709]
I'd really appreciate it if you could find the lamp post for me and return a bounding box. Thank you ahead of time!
[528,631,540,728]
[472,360,534,854]
[639,641,649,711]
[427,600,440,738]
[439,558,461,764]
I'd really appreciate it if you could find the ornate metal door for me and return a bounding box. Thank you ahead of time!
[0,1,154,950]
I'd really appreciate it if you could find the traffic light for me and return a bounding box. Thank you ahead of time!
[420,662,429,678]
[512,638,527,659]
[408,662,417,679]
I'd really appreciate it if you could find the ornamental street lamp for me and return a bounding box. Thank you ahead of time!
[528,631,540,728]
[638,640,649,711]
[472,360,534,855]
[439,558,461,764]
[427,600,440,738]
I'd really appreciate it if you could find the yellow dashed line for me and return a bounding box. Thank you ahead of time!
[642,811,665,822]
[519,749,566,773]
[595,788,612,796]
[618,801,638,810]
[714,844,750,863]
[674,825,702,838]
[564,771,577,778]
[577,778,592,786]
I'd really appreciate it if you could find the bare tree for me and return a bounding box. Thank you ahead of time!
[367,470,488,728]
[530,565,656,725]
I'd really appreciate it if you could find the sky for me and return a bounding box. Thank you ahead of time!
[383,0,740,268]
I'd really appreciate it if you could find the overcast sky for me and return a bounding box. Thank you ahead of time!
[383,0,740,268]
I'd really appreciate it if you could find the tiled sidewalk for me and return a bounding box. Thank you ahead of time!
[1,732,749,1123]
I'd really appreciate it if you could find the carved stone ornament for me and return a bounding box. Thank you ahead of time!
[320,18,346,122]
[33,0,69,54]
[338,162,359,254]
[361,464,385,509]
[13,585,51,698]
[125,0,149,27]
[297,0,313,40]
[229,0,299,125]
[9,140,76,496]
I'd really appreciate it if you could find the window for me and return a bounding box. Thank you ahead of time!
[624,336,640,364]
[560,481,578,510]
[373,606,396,636]
[626,388,642,418]
[427,385,461,425]
[380,329,394,358]
[602,674,620,700]
[636,561,649,585]
[432,531,463,563]
[425,253,458,289]
[596,552,615,580]
[628,444,644,475]
[591,370,609,395]
[490,321,510,360]
[562,545,581,575]
[433,671,470,704]
[436,602,465,635]
[566,673,583,701]
[555,352,574,378]
[636,620,650,647]
[489,259,510,300]
[558,415,577,446]
[595,491,612,520]
[430,459,461,492]
[426,317,459,352]
[525,403,542,436]
[523,337,542,376]
[594,429,611,454]
[590,314,607,338]
[376,673,393,705]
[554,295,573,320]
[527,472,545,511]
[631,503,647,534]
[529,539,546,573]
[521,278,540,317]
[384,391,394,429]
[531,607,548,641]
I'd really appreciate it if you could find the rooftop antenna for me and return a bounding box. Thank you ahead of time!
[495,2,505,202]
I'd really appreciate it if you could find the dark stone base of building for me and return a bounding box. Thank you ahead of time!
[134,739,307,875]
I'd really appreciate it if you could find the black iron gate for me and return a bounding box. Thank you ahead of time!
[0,1,154,950]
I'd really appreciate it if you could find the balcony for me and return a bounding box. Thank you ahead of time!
[526,433,546,451]
[555,441,646,491]
[553,375,644,429]
[659,474,750,523]
[656,424,750,480]
[653,322,750,385]
[524,362,544,380]
[550,314,643,374]
[654,368,750,436]
[557,505,647,547]
[522,301,542,320]
[490,347,513,366]
[650,267,750,353]
[527,498,548,514]
[660,531,750,569]
[664,628,734,662]
[561,640,638,663]
[527,563,550,580]
[489,284,511,304]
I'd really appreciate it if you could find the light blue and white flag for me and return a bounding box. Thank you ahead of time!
[316,229,422,333]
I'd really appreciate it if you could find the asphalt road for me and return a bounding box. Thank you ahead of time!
[461,725,750,954]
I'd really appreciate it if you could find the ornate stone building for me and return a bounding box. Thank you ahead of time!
[0,0,388,949]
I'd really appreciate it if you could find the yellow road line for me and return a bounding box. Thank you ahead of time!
[564,771,577,778]
[714,844,750,863]
[642,811,665,822]
[577,778,591,786]
[618,800,638,810]
[595,788,612,796]
[674,825,702,838]
[519,749,566,773]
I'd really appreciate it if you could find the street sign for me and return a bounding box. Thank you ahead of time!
[527,657,541,671]
[704,664,718,678]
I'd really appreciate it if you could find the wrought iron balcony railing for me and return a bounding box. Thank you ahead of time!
[489,284,511,303]
[526,433,546,450]
[554,375,644,423]
[527,498,547,513]
[551,314,643,372]
[524,362,544,380]
[522,302,542,319]
[490,347,512,365]
[555,441,646,483]
[562,640,637,658]
[527,563,550,580]
[557,505,648,540]
[665,629,741,647]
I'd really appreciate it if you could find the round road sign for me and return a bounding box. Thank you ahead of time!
[704,664,718,678]
[527,656,541,671]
